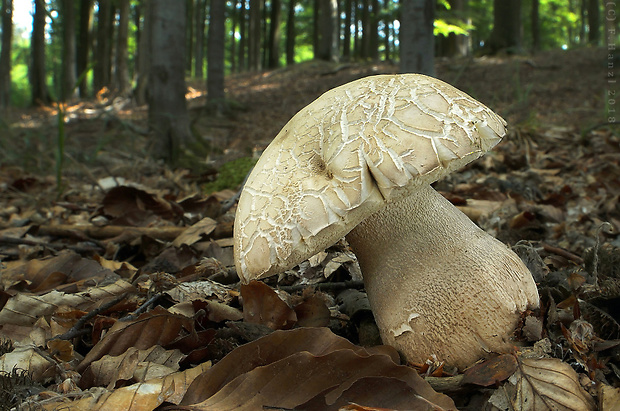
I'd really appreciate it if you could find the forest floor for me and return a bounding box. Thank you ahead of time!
[0,46,618,409]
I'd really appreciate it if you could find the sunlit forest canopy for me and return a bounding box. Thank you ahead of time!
[0,0,611,108]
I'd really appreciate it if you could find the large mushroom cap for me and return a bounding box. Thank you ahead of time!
[234,74,507,282]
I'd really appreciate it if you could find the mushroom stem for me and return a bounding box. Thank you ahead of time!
[345,184,539,370]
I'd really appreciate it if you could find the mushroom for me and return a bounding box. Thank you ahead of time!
[233,74,539,370]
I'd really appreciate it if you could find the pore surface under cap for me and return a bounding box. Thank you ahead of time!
[234,74,507,281]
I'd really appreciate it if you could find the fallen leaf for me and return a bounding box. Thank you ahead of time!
[180,327,455,410]
[488,356,596,411]
[241,281,297,330]
[462,354,518,387]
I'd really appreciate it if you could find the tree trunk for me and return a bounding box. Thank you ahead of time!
[248,0,261,70]
[135,0,151,105]
[113,0,130,96]
[486,0,522,54]
[343,0,351,60]
[231,0,238,72]
[531,0,539,52]
[353,0,360,58]
[268,0,282,68]
[207,0,226,109]
[286,0,296,65]
[587,0,600,45]
[94,0,113,93]
[186,0,194,73]
[238,0,247,71]
[0,0,12,108]
[369,0,379,60]
[316,0,338,61]
[360,0,370,58]
[60,0,77,101]
[76,0,93,98]
[400,0,435,75]
[30,0,51,105]
[148,0,191,163]
[194,0,207,78]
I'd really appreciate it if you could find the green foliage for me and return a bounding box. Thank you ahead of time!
[10,36,31,107]
[203,157,257,193]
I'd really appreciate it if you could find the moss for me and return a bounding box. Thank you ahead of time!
[203,157,257,194]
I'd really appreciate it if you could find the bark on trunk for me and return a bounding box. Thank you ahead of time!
[285,0,296,65]
[30,0,51,105]
[399,0,436,75]
[0,0,13,108]
[207,0,226,108]
[61,0,77,101]
[76,0,93,98]
[486,0,522,54]
[114,0,131,96]
[148,0,191,162]
[94,0,113,92]
[268,0,282,68]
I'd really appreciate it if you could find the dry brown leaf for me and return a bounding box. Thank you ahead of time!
[488,356,596,411]
[80,345,186,389]
[172,217,217,247]
[101,185,182,224]
[180,327,454,410]
[30,361,211,410]
[76,305,194,373]
[599,384,620,411]
[241,281,297,330]
[0,344,56,382]
[0,250,115,292]
[0,279,134,326]
[462,354,518,387]
[190,350,455,410]
[294,295,331,327]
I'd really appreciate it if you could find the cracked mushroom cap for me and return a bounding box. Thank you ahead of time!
[234,74,507,282]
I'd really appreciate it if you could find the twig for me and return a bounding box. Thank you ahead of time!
[540,242,584,265]
[119,293,161,322]
[0,235,104,254]
[53,293,129,341]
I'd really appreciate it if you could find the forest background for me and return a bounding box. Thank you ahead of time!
[0,0,619,409]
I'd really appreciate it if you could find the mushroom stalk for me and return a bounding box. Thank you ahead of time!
[345,184,539,370]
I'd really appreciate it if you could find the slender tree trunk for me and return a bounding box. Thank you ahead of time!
[194,0,206,78]
[94,0,113,92]
[369,0,379,60]
[148,0,191,162]
[186,0,194,73]
[400,0,435,75]
[268,0,282,68]
[360,0,370,58]
[61,0,77,101]
[486,0,522,54]
[113,0,130,96]
[76,0,93,98]
[313,0,319,57]
[353,0,360,58]
[248,0,261,70]
[135,0,151,105]
[30,0,51,105]
[207,0,226,108]
[230,0,238,72]
[286,0,296,65]
[238,0,247,71]
[0,0,12,108]
[343,0,351,60]
[316,0,338,61]
[587,0,600,45]
[531,0,540,52]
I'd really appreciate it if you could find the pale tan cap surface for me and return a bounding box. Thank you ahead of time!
[234,74,507,282]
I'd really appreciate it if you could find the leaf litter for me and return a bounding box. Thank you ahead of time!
[0,48,618,410]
